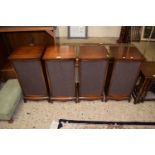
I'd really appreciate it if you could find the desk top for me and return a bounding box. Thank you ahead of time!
[141,62,155,78]
[0,26,55,33]
[79,45,109,59]
[43,45,76,60]
[9,45,44,60]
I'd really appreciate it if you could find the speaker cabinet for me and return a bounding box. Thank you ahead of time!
[106,46,144,101]
[78,45,109,101]
[43,46,76,102]
[9,46,48,101]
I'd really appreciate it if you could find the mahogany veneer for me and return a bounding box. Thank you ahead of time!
[106,46,145,101]
[78,45,109,101]
[9,45,48,102]
[43,45,77,102]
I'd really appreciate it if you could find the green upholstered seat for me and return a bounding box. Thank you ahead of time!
[0,79,22,120]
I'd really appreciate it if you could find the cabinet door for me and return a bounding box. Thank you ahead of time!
[108,61,141,96]
[79,60,108,96]
[45,60,75,97]
[13,60,48,96]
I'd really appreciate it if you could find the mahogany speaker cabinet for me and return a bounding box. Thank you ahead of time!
[106,46,145,102]
[43,45,76,102]
[78,45,109,101]
[9,45,48,102]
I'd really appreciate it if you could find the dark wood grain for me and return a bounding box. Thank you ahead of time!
[133,62,155,103]
[43,45,77,102]
[110,46,145,61]
[4,31,55,51]
[106,45,144,101]
[79,45,109,59]
[9,46,45,60]
[43,45,76,60]
[0,26,55,33]
[9,45,48,102]
[78,45,109,102]
[140,62,155,78]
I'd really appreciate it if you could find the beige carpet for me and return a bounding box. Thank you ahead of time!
[0,99,155,129]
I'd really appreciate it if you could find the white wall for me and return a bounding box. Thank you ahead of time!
[56,26,121,38]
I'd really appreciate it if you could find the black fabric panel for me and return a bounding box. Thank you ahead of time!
[46,60,75,97]
[108,61,141,96]
[79,60,108,96]
[13,60,47,96]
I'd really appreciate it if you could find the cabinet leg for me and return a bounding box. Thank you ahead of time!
[128,97,131,103]
[49,99,53,104]
[101,98,104,102]
[105,97,108,102]
[75,98,79,103]
[8,118,14,123]
[134,99,137,104]
[24,99,27,103]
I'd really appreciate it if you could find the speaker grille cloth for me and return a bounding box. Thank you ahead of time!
[46,60,75,97]
[79,60,108,96]
[108,61,141,96]
[13,60,47,96]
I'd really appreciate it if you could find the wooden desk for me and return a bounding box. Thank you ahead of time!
[43,45,77,102]
[0,26,55,38]
[0,26,56,81]
[133,62,155,103]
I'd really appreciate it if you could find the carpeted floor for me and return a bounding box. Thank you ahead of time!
[0,99,155,129]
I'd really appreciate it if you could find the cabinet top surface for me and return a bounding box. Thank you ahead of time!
[79,45,109,59]
[0,26,55,32]
[43,45,76,60]
[9,46,44,60]
[141,62,155,78]
[110,46,145,61]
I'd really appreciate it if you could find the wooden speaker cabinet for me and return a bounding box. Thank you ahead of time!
[106,46,145,101]
[78,45,109,101]
[9,46,48,102]
[43,45,76,102]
